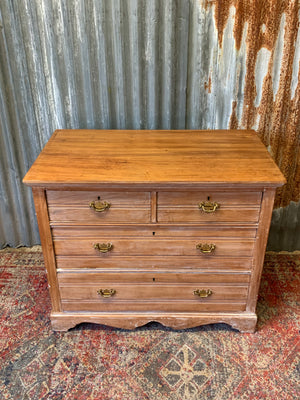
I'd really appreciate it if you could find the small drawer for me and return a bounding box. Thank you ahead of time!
[47,190,150,206]
[54,237,255,257]
[157,191,262,206]
[47,190,151,224]
[48,208,150,224]
[157,191,261,223]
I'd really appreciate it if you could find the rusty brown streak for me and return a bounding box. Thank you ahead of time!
[206,0,300,207]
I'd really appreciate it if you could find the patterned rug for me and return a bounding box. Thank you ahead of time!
[0,249,299,400]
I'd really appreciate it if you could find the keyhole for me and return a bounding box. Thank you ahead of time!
[153,278,156,282]
[98,196,101,200]
[152,232,156,236]
[207,196,210,200]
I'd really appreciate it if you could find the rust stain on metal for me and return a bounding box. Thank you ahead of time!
[204,76,212,93]
[207,0,289,50]
[229,100,238,129]
[206,0,300,207]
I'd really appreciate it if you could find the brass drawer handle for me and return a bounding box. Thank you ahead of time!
[94,243,113,253]
[196,243,216,253]
[97,289,116,298]
[89,200,111,212]
[193,289,213,298]
[198,201,219,213]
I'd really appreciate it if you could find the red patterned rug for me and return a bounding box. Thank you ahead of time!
[0,249,299,400]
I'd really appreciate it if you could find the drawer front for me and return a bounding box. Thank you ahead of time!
[59,283,248,301]
[47,190,151,224]
[158,191,262,206]
[54,237,255,257]
[48,208,150,224]
[157,191,261,223]
[52,225,257,238]
[61,301,247,313]
[59,271,248,312]
[47,190,150,206]
[56,256,253,271]
[57,271,251,284]
[157,208,260,223]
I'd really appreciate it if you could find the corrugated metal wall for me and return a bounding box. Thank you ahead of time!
[0,0,299,249]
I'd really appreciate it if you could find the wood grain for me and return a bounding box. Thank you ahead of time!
[247,189,276,311]
[157,207,260,223]
[52,225,258,238]
[151,191,157,223]
[157,191,262,205]
[47,190,150,205]
[32,188,61,311]
[50,312,257,332]
[53,237,255,257]
[55,256,253,271]
[59,284,248,301]
[57,271,250,284]
[48,207,150,224]
[23,130,286,187]
[60,301,247,313]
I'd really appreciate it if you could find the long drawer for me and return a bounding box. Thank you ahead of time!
[52,225,257,238]
[57,271,251,284]
[60,284,248,301]
[54,237,255,257]
[61,301,247,313]
[58,271,248,313]
[58,272,249,312]
[56,256,253,271]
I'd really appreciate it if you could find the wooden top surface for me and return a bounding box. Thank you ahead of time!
[23,129,286,188]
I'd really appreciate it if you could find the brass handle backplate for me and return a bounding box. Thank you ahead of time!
[89,200,111,212]
[193,289,213,298]
[198,201,219,213]
[94,243,113,253]
[196,243,216,254]
[97,289,116,298]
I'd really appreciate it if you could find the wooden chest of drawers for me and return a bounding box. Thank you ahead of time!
[23,129,285,332]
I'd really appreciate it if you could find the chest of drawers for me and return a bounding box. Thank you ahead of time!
[23,129,285,332]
